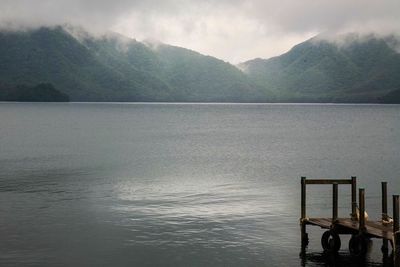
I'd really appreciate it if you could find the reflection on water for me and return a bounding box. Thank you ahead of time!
[0,103,399,266]
[300,251,392,267]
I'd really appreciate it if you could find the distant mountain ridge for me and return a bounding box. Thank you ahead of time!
[0,26,262,102]
[239,34,400,103]
[0,26,399,103]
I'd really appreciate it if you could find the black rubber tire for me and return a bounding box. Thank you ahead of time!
[321,230,341,253]
[349,234,368,257]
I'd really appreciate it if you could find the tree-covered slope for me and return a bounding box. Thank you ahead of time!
[0,27,264,102]
[0,27,172,101]
[82,36,265,102]
[1,27,399,103]
[150,44,265,102]
[0,82,69,102]
[239,34,400,102]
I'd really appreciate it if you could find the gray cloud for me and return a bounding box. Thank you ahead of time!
[1,0,399,62]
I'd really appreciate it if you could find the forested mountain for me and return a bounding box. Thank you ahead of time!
[0,82,69,102]
[0,27,399,103]
[239,34,400,103]
[0,27,262,102]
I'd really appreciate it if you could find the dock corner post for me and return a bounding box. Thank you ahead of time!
[332,183,338,224]
[351,176,357,220]
[394,195,400,267]
[301,177,306,220]
[300,176,308,249]
[382,182,388,220]
[359,188,366,233]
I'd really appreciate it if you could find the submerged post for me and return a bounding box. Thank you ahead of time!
[394,195,400,267]
[359,188,366,232]
[351,176,357,220]
[332,183,338,224]
[394,195,399,234]
[395,231,400,267]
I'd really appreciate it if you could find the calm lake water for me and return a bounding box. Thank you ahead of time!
[0,103,399,267]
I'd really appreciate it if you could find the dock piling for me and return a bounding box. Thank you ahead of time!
[394,195,399,233]
[395,231,400,267]
[351,176,357,220]
[332,183,338,224]
[382,182,389,254]
[359,188,366,232]
[382,182,388,221]
[300,177,308,248]
[301,177,306,220]
[394,195,400,267]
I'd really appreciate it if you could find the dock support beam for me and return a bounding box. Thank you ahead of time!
[393,195,399,267]
[332,183,338,224]
[351,176,357,220]
[359,188,366,232]
[300,176,308,249]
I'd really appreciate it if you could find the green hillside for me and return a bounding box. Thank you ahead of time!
[153,44,265,102]
[0,82,69,102]
[0,27,399,103]
[239,34,400,103]
[0,27,263,102]
[0,27,173,101]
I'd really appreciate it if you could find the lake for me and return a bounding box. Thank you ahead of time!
[0,103,399,266]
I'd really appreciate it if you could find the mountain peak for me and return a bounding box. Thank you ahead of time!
[239,32,400,103]
[0,27,399,103]
[0,26,261,102]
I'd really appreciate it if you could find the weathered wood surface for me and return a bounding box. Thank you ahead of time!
[304,179,352,185]
[304,218,394,240]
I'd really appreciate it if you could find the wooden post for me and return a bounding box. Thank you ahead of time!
[395,231,400,267]
[301,177,306,220]
[382,182,388,254]
[332,183,338,224]
[394,195,399,233]
[382,182,388,220]
[359,188,366,232]
[394,195,400,267]
[300,177,308,248]
[351,176,357,220]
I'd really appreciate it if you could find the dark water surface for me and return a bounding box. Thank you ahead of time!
[0,103,399,266]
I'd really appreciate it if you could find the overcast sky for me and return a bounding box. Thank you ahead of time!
[1,0,399,63]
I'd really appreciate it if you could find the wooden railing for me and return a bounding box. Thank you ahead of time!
[300,176,357,223]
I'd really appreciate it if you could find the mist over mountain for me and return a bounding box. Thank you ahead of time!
[0,26,262,102]
[0,26,399,103]
[239,34,400,103]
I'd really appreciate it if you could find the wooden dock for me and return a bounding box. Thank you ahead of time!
[299,177,400,265]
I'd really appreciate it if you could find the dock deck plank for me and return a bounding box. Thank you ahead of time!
[305,217,394,240]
